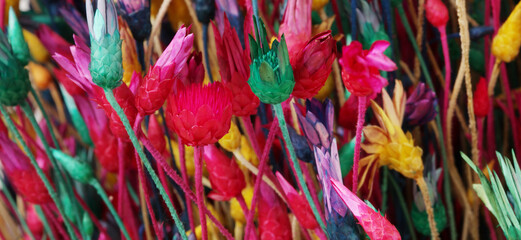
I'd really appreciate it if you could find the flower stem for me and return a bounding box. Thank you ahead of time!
[34,205,56,240]
[388,173,417,240]
[0,105,77,240]
[438,26,451,128]
[194,146,208,240]
[353,96,366,193]
[89,179,132,240]
[415,176,439,240]
[29,87,59,148]
[178,137,195,231]
[272,103,326,233]
[1,185,35,240]
[381,167,389,213]
[103,88,188,240]
[236,193,249,216]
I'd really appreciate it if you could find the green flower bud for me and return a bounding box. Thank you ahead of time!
[7,8,30,65]
[83,212,94,236]
[52,149,94,184]
[0,31,30,106]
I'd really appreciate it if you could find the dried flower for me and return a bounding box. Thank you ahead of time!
[218,121,241,152]
[404,83,438,127]
[492,1,521,62]
[276,172,319,229]
[59,4,90,42]
[203,144,246,200]
[258,183,292,239]
[7,7,30,65]
[120,21,141,86]
[425,0,449,28]
[0,30,30,106]
[195,0,216,24]
[279,0,312,57]
[52,150,94,184]
[473,77,490,118]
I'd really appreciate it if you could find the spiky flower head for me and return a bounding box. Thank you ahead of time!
[248,18,295,104]
[0,30,30,106]
[87,0,123,89]
[7,7,30,65]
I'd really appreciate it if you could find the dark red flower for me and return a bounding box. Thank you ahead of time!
[473,77,490,118]
[94,84,138,140]
[259,183,292,240]
[204,145,245,201]
[148,115,167,154]
[426,0,449,28]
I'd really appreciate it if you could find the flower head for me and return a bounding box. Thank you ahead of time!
[86,0,123,89]
[258,183,292,239]
[473,77,490,118]
[297,98,334,149]
[248,19,295,104]
[425,0,448,28]
[404,83,438,127]
[279,0,312,57]
[291,31,337,99]
[339,40,396,98]
[7,7,30,65]
[136,26,194,115]
[204,144,246,200]
[117,0,151,41]
[0,30,30,106]
[276,172,319,229]
[166,82,233,146]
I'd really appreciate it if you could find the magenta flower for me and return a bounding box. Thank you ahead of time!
[203,145,245,201]
[279,0,312,57]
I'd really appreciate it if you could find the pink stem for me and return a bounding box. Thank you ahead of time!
[300,161,325,223]
[477,118,484,168]
[352,96,367,192]
[138,135,234,240]
[244,120,279,239]
[178,136,195,231]
[487,99,497,160]
[0,0,5,30]
[439,26,451,129]
[72,191,109,238]
[241,116,262,165]
[194,146,208,240]
[42,205,69,240]
[499,64,521,160]
[156,156,175,211]
[117,139,126,236]
[236,193,249,216]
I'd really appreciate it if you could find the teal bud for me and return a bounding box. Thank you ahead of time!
[7,7,30,65]
[52,149,94,183]
[82,212,94,236]
[87,0,123,89]
[0,31,30,106]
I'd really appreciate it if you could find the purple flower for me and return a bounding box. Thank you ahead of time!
[404,83,438,127]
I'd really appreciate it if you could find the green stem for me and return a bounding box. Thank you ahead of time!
[103,88,188,240]
[388,173,417,240]
[1,185,35,240]
[34,205,56,240]
[89,179,131,240]
[126,180,140,205]
[381,167,389,213]
[0,105,77,240]
[273,103,326,233]
[29,87,59,148]
[397,6,456,239]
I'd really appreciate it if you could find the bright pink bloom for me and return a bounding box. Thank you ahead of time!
[426,0,449,28]
[291,31,337,99]
[473,77,490,118]
[276,172,319,229]
[178,51,205,86]
[135,26,194,115]
[36,24,73,59]
[331,178,401,240]
[339,40,396,98]
[53,68,84,96]
[213,15,259,116]
[148,115,167,154]
[165,82,233,146]
[203,145,245,201]
[258,183,292,240]
[279,0,312,58]
[91,124,135,172]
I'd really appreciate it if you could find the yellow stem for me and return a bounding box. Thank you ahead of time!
[415,177,439,240]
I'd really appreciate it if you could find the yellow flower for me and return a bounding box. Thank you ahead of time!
[492,1,521,62]
[23,30,49,63]
[312,0,329,11]
[240,136,259,166]
[172,140,195,176]
[219,121,241,152]
[119,21,141,86]
[230,186,254,223]
[28,62,52,90]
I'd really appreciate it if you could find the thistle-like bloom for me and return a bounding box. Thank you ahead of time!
[0,128,51,204]
[339,40,396,99]
[291,31,337,99]
[7,7,30,65]
[166,82,233,146]
[213,15,259,116]
[276,172,319,230]
[248,19,295,104]
[117,0,151,41]
[203,144,246,201]
[404,83,438,127]
[0,30,30,106]
[331,179,401,240]
[258,183,292,240]
[86,0,123,89]
[425,0,448,28]
[135,26,194,115]
[473,77,490,118]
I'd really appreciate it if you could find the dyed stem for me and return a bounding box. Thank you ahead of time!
[301,161,325,222]
[194,146,208,240]
[244,120,279,239]
[273,103,326,232]
[116,139,126,236]
[236,194,249,216]
[416,177,439,240]
[178,137,195,231]
[381,167,389,213]
[29,87,59,148]
[103,89,188,240]
[241,116,262,166]
[388,174,417,240]
[89,179,132,240]
[42,205,69,240]
[34,205,56,240]
[477,118,484,167]
[1,186,35,240]
[352,96,366,192]
[202,24,213,83]
[73,191,109,238]
[126,181,140,205]
[396,6,456,238]
[439,26,451,128]
[0,105,77,240]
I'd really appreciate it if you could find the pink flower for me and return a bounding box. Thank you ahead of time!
[135,26,194,115]
[276,172,319,230]
[258,183,292,240]
[339,40,396,98]
[203,145,245,201]
[166,82,233,146]
[279,0,312,58]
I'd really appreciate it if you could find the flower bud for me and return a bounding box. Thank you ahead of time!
[204,145,246,201]
[0,31,30,106]
[52,149,94,183]
[425,0,449,28]
[473,77,490,118]
[8,7,30,65]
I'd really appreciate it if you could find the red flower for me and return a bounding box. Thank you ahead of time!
[91,125,135,172]
[148,115,167,154]
[276,172,319,230]
[259,183,292,240]
[426,0,449,28]
[473,77,490,118]
[292,31,337,99]
[94,84,138,140]
[135,26,194,115]
[165,82,233,146]
[178,51,205,86]
[339,40,396,98]
[203,145,246,201]
[213,15,259,116]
